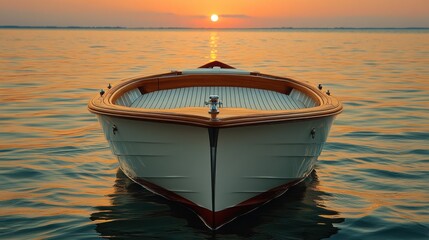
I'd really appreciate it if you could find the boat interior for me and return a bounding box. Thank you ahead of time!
[118,86,316,110]
[89,62,341,127]
[111,73,320,119]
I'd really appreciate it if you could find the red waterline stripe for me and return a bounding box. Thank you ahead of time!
[133,177,304,230]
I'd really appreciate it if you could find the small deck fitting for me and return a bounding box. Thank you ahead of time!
[205,95,222,121]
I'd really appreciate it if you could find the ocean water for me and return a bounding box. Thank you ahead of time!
[0,28,428,239]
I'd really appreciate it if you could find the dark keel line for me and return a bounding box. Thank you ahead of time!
[208,127,219,227]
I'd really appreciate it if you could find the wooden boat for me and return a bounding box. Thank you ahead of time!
[88,61,342,230]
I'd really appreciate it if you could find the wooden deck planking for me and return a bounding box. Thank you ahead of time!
[129,86,314,110]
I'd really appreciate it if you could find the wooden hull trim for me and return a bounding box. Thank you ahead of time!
[88,71,342,128]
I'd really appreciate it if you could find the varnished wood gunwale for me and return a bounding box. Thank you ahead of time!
[88,71,343,128]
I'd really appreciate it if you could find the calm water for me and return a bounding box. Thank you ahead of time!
[1,29,428,239]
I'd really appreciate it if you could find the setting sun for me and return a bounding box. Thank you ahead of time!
[210,14,219,22]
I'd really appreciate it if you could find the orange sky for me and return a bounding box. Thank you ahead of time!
[0,0,428,28]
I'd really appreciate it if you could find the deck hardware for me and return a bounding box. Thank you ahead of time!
[108,83,112,89]
[311,128,316,139]
[205,95,222,121]
[100,89,105,96]
[112,125,118,135]
[318,84,323,90]
[326,90,331,96]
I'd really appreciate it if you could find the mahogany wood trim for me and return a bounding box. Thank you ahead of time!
[88,71,343,128]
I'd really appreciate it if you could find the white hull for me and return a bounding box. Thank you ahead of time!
[89,61,343,229]
[97,114,335,229]
[215,119,332,211]
[97,115,213,210]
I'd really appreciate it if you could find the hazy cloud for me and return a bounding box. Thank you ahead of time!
[220,14,251,19]
[188,15,207,19]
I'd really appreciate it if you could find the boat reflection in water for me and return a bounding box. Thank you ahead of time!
[90,169,344,238]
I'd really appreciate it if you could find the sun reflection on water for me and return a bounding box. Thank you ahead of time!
[209,32,218,61]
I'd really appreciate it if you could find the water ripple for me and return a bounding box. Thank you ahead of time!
[1,29,428,239]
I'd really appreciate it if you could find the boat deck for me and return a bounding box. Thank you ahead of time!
[117,86,317,110]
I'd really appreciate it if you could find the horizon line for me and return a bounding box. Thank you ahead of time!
[1,25,429,30]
